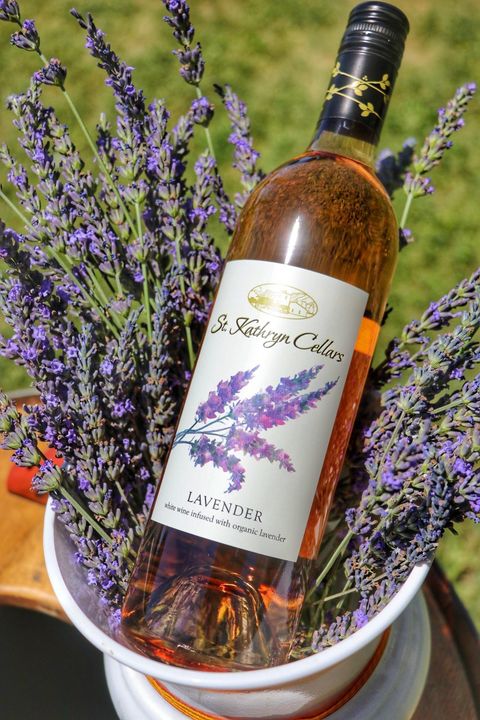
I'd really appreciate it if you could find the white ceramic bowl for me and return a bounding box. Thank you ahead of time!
[43,502,430,719]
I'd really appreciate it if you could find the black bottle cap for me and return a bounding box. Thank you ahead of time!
[315,2,409,145]
[340,2,409,67]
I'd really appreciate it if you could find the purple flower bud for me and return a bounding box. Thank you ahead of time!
[56,286,71,303]
[191,96,214,127]
[22,346,38,362]
[100,358,114,376]
[0,1,20,23]
[163,0,195,46]
[108,609,122,629]
[173,44,205,86]
[32,460,61,494]
[112,398,135,418]
[39,278,52,296]
[34,58,67,88]
[10,19,40,52]
[144,482,155,507]
[453,458,473,478]
[49,359,65,375]
[32,325,46,342]
[449,367,463,380]
[352,607,369,629]
[2,338,19,359]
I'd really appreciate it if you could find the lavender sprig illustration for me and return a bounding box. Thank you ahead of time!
[173,365,338,492]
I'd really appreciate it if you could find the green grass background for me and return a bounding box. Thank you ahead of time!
[0,1,479,623]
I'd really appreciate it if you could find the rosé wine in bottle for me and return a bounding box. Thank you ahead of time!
[122,1,409,671]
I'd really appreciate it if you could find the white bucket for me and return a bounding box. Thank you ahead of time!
[43,502,430,719]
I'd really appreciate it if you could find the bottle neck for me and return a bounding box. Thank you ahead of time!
[308,122,377,167]
[308,47,398,167]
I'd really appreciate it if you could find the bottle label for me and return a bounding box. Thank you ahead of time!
[151,259,368,562]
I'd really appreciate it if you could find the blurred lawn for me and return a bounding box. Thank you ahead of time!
[0,1,479,624]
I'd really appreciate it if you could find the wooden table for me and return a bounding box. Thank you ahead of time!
[0,408,479,719]
[0,405,65,620]
[413,565,480,719]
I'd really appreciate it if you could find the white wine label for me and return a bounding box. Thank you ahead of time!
[151,259,368,562]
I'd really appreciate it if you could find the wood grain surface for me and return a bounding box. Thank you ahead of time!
[0,395,64,620]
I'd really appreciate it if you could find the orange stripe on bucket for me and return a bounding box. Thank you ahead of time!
[354,317,380,358]
[148,629,389,720]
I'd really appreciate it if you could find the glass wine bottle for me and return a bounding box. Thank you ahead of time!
[121,1,409,671]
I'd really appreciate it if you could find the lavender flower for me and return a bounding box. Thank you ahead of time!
[175,365,337,491]
[31,459,61,493]
[196,368,254,421]
[71,10,145,126]
[404,83,476,200]
[34,58,67,88]
[161,2,248,233]
[0,3,228,615]
[403,172,434,199]
[398,227,414,250]
[191,96,214,128]
[215,84,265,208]
[310,270,480,649]
[376,138,415,198]
[10,18,39,51]
[163,0,194,45]
[0,1,19,23]
[162,0,205,86]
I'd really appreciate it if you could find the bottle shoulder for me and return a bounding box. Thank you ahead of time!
[253,150,393,210]
[230,149,397,254]
[228,150,398,322]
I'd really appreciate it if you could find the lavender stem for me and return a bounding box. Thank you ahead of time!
[336,578,353,611]
[0,186,33,230]
[114,480,142,538]
[52,252,121,339]
[321,585,358,604]
[400,189,414,229]
[173,230,196,369]
[195,86,216,160]
[135,201,152,342]
[305,529,353,601]
[58,484,112,544]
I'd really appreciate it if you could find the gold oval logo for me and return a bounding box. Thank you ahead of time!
[248,283,318,320]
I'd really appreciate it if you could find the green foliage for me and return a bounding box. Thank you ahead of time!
[0,0,478,620]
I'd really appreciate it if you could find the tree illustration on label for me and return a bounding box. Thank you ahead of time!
[173,365,338,492]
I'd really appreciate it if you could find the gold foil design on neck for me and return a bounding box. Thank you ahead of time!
[325,62,391,118]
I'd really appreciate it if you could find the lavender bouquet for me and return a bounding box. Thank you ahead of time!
[0,0,478,653]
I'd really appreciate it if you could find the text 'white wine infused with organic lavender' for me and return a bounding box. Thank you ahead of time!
[122,1,409,670]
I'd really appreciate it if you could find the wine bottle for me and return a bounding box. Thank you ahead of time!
[122,1,409,671]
